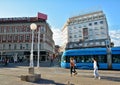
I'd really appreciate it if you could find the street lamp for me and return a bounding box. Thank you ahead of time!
[37,27,40,67]
[20,23,40,82]
[30,23,37,67]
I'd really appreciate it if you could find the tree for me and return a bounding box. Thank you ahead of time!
[110,42,114,47]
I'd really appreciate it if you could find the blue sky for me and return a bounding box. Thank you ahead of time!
[0,0,120,46]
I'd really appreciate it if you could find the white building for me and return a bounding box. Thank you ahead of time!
[62,10,110,51]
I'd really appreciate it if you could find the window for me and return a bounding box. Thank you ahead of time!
[20,35,23,41]
[78,56,93,63]
[79,43,82,46]
[3,44,5,50]
[69,36,72,38]
[26,35,30,40]
[26,44,29,50]
[41,26,45,32]
[20,44,22,49]
[69,44,73,48]
[96,42,100,45]
[84,43,87,46]
[2,35,6,41]
[99,15,104,18]
[83,25,86,27]
[89,29,92,31]
[94,27,98,30]
[100,27,104,29]
[101,32,105,34]
[88,17,92,21]
[69,27,71,30]
[90,42,93,45]
[9,44,11,49]
[26,27,30,32]
[79,35,82,37]
[98,55,107,63]
[101,42,105,45]
[39,44,41,50]
[100,21,104,24]
[9,27,12,32]
[14,44,17,49]
[94,22,97,25]
[89,23,92,26]
[112,55,120,63]
[74,26,76,29]
[4,28,6,32]
[74,35,77,38]
[15,35,18,41]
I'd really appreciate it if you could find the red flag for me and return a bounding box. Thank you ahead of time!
[38,12,47,20]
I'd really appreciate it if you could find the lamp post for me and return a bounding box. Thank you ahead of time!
[21,23,41,82]
[37,27,40,67]
[30,23,37,67]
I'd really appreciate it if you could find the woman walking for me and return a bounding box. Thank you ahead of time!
[70,57,77,77]
[92,57,101,80]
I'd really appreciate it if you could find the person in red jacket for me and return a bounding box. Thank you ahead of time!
[70,57,77,77]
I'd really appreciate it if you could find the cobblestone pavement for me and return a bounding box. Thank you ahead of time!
[0,62,120,85]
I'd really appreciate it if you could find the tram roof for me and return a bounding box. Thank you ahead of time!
[63,47,120,56]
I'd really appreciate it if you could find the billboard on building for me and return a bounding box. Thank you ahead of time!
[38,12,47,20]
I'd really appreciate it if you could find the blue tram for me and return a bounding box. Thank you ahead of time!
[61,47,120,70]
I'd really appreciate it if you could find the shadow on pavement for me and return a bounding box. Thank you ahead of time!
[81,75,120,82]
[101,76,120,82]
[34,78,64,85]
[34,78,74,85]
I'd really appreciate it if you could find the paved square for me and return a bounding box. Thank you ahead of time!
[0,65,120,85]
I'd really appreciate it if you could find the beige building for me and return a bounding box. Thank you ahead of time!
[62,10,110,51]
[0,13,55,62]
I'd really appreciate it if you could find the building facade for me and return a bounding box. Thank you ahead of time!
[62,10,110,51]
[0,13,55,62]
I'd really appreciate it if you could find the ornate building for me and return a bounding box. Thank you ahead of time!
[0,12,55,62]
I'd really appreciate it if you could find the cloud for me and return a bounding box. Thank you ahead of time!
[109,30,120,46]
[51,28,62,46]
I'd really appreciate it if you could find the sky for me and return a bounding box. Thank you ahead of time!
[0,0,120,46]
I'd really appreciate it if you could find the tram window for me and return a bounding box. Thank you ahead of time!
[98,55,107,63]
[61,56,66,62]
[76,56,81,63]
[78,56,92,63]
[79,56,85,63]
[86,57,92,63]
[112,55,120,63]
[66,56,70,63]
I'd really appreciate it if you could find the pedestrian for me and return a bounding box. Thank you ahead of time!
[4,57,9,66]
[92,57,101,80]
[73,57,77,75]
[70,57,77,77]
[50,55,54,66]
